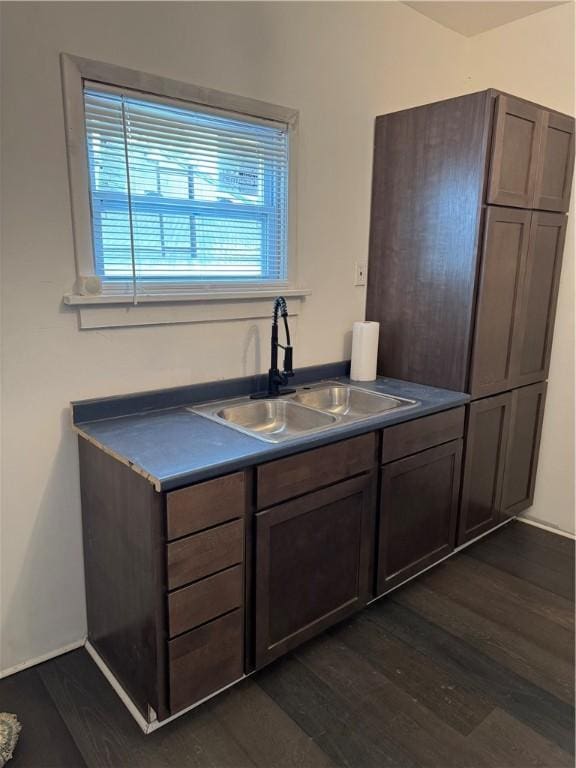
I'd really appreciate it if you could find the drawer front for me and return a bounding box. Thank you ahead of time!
[167,519,244,590]
[168,566,243,637]
[166,472,245,541]
[169,609,243,713]
[257,433,376,509]
[381,407,465,464]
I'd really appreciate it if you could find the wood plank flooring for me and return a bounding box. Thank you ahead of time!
[1,521,573,768]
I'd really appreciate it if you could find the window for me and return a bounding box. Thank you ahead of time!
[61,55,304,318]
[84,86,289,295]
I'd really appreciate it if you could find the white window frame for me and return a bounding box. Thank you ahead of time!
[60,54,309,328]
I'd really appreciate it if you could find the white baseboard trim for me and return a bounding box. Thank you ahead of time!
[85,641,153,734]
[517,516,576,540]
[85,640,246,734]
[0,639,86,679]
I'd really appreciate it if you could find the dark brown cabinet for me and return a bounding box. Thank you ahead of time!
[459,383,548,543]
[254,474,374,668]
[535,111,575,212]
[79,444,248,721]
[366,90,491,393]
[501,382,547,518]
[488,94,575,212]
[469,207,531,398]
[377,440,462,595]
[488,95,543,209]
[458,393,512,545]
[511,212,567,387]
[367,88,572,552]
[469,208,566,397]
[367,89,572,396]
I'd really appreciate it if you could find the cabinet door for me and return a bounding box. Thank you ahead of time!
[487,95,543,208]
[501,382,547,519]
[534,112,575,212]
[458,393,512,545]
[377,440,462,596]
[254,474,373,668]
[469,207,531,398]
[510,212,567,387]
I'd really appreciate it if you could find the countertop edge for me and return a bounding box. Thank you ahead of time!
[73,425,163,492]
[75,385,469,493]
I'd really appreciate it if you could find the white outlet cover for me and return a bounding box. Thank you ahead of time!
[355,262,367,286]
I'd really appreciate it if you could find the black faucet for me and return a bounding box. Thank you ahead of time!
[251,296,295,399]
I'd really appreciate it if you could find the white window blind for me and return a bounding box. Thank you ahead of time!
[83,83,289,299]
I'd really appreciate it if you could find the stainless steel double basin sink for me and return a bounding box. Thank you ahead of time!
[190,382,418,443]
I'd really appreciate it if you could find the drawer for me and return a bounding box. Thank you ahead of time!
[381,407,465,464]
[257,433,376,509]
[166,472,246,541]
[168,565,243,638]
[167,519,244,590]
[169,609,243,713]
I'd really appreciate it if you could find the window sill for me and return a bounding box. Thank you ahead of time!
[63,288,311,329]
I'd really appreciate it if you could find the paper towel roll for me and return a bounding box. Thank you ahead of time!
[350,321,380,381]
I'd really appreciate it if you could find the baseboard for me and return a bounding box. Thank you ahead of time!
[85,640,246,734]
[517,516,576,540]
[0,639,86,679]
[85,641,154,734]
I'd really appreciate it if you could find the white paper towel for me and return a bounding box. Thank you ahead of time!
[350,321,380,381]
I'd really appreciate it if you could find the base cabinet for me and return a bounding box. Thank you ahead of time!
[458,393,512,545]
[80,393,550,722]
[458,382,547,545]
[254,474,374,669]
[501,382,547,518]
[377,440,462,595]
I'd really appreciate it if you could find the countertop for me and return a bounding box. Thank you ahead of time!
[74,374,469,492]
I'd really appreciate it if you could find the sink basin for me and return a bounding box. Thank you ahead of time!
[190,382,418,443]
[293,384,417,418]
[195,399,337,443]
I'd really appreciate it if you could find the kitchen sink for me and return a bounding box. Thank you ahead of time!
[293,384,416,418]
[190,382,418,443]
[192,398,338,443]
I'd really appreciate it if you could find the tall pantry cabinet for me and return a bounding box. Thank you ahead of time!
[366,90,574,545]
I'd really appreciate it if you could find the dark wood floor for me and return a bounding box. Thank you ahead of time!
[2,521,574,768]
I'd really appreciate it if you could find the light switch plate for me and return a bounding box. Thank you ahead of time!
[355,262,367,286]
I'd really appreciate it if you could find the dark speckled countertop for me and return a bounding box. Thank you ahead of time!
[73,366,469,492]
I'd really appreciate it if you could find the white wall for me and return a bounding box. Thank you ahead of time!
[465,2,575,535]
[0,1,573,676]
[0,1,470,674]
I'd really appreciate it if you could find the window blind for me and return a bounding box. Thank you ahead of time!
[83,83,289,298]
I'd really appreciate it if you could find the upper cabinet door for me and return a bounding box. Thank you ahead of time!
[469,206,531,398]
[534,112,575,212]
[510,212,567,387]
[488,95,544,209]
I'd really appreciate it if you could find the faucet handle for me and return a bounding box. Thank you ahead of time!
[283,345,294,377]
